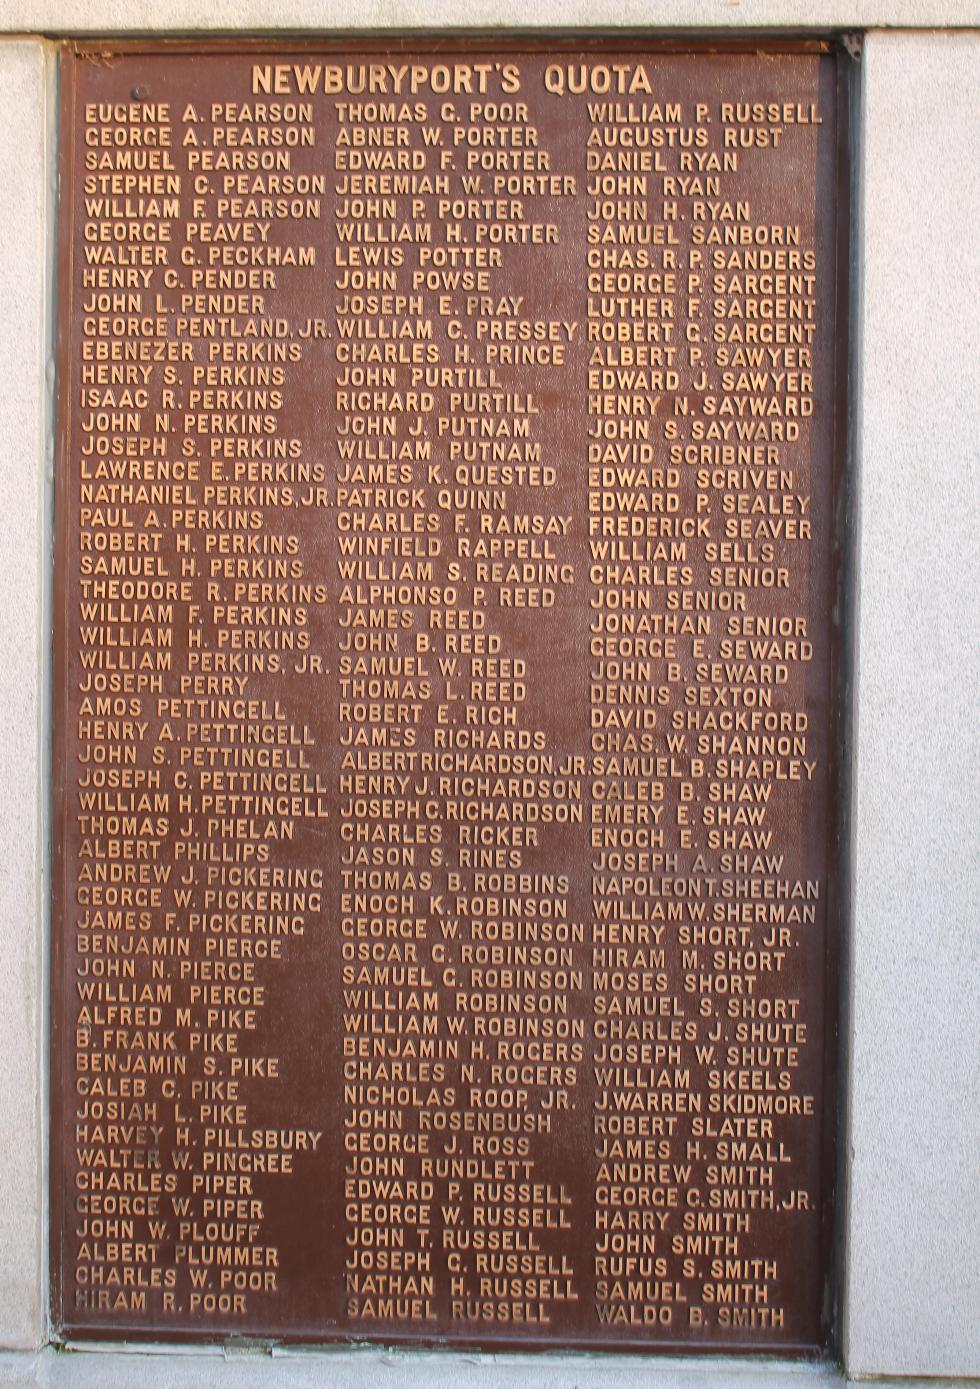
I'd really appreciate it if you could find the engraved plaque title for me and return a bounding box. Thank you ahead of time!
[53,41,846,1352]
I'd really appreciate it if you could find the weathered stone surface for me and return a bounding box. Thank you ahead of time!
[0,36,50,1355]
[845,27,980,1381]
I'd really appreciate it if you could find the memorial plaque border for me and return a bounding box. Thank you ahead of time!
[50,36,852,1356]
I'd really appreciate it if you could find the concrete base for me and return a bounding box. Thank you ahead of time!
[2,1347,966,1389]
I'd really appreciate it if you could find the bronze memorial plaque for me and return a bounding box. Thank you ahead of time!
[52,40,848,1353]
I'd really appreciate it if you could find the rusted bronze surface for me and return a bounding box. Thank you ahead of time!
[52,41,847,1352]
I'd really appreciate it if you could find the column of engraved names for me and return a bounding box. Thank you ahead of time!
[577,61,829,1342]
[671,87,824,1338]
[66,83,333,1331]
[71,96,186,1325]
[584,86,701,1336]
[580,67,821,1344]
[167,91,330,1328]
[427,86,586,1334]
[331,95,443,1328]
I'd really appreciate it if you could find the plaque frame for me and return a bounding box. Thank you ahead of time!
[50,34,853,1356]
